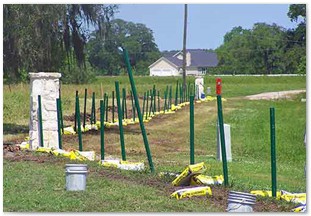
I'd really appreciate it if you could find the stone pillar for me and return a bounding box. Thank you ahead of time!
[216,123,232,162]
[29,72,61,149]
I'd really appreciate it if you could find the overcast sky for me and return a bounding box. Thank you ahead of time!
[114,4,301,51]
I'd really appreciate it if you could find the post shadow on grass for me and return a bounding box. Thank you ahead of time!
[3,123,29,135]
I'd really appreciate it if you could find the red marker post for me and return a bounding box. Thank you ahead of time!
[216,78,229,186]
[216,77,222,95]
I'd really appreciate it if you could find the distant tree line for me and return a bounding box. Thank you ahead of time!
[3,4,306,84]
[213,4,306,75]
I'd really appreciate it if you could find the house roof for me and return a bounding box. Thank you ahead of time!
[162,51,178,58]
[152,49,218,68]
[166,56,182,66]
[148,57,179,69]
[149,49,218,69]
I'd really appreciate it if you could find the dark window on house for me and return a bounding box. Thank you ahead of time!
[200,67,207,75]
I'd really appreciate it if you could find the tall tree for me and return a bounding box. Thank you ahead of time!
[285,4,306,74]
[3,4,118,83]
[216,23,287,74]
[87,19,160,75]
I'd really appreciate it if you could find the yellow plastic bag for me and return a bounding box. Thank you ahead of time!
[171,104,182,111]
[170,186,212,200]
[291,204,306,212]
[100,159,145,171]
[164,110,175,114]
[36,147,53,154]
[250,190,281,199]
[172,162,206,186]
[280,190,306,204]
[95,121,101,129]
[78,151,96,161]
[191,174,224,186]
[119,160,145,171]
[82,124,92,132]
[100,159,120,168]
[63,126,76,135]
[69,150,87,161]
[205,96,216,101]
[51,149,68,157]
[19,141,30,150]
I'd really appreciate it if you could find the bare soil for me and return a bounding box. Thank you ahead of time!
[3,146,296,212]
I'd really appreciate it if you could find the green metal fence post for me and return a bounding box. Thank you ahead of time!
[153,85,156,114]
[169,85,172,109]
[122,89,125,119]
[124,89,128,119]
[100,99,105,160]
[157,90,160,112]
[190,95,195,164]
[146,91,149,120]
[179,84,183,104]
[217,94,229,186]
[149,90,153,117]
[92,92,96,123]
[38,95,44,147]
[112,91,115,123]
[105,93,109,123]
[83,88,87,129]
[122,48,155,172]
[270,107,277,197]
[59,89,64,134]
[90,92,94,124]
[115,81,126,161]
[56,98,62,149]
[142,92,146,117]
[74,91,78,131]
[187,81,190,101]
[175,80,179,106]
[130,90,135,121]
[163,88,167,113]
[76,93,83,151]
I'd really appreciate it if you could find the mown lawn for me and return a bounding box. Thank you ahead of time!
[3,75,306,212]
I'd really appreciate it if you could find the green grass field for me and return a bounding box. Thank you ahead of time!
[3,75,306,212]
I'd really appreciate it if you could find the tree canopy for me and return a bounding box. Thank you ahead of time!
[87,19,161,75]
[3,4,118,83]
[3,4,306,83]
[214,4,306,75]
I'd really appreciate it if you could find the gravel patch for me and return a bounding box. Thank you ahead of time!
[245,90,306,100]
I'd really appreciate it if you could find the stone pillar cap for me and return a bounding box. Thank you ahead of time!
[29,72,61,79]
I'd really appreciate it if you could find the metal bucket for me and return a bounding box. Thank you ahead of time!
[227,191,256,212]
[65,164,88,191]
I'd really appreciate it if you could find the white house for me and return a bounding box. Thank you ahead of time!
[149,49,218,76]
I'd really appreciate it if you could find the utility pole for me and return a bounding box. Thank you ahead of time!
[182,4,188,94]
